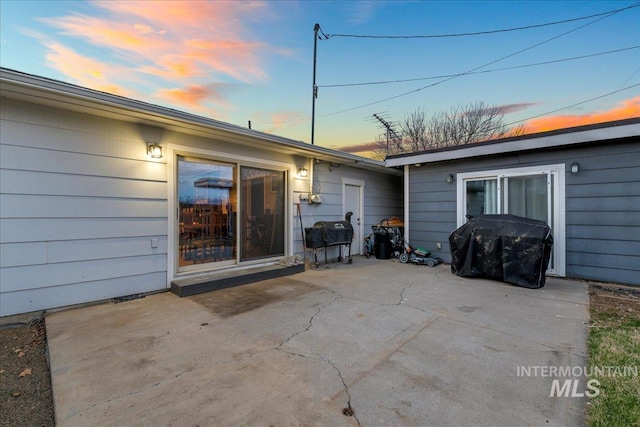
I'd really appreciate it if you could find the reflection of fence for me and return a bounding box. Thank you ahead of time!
[180,208,232,238]
[202,211,229,238]
[179,206,235,265]
[179,239,234,264]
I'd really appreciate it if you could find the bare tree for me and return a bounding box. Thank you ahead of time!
[387,101,525,157]
[439,102,525,146]
[371,130,404,160]
[400,108,431,152]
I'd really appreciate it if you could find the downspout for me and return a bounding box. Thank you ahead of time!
[404,164,410,242]
[309,158,315,196]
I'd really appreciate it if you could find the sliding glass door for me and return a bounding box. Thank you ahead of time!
[178,157,237,268]
[177,156,285,272]
[459,165,564,275]
[240,166,285,262]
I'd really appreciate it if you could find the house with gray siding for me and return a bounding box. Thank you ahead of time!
[0,68,403,317]
[386,118,639,286]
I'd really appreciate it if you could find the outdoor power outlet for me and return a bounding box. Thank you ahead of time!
[299,193,309,203]
[151,238,158,248]
[436,242,442,250]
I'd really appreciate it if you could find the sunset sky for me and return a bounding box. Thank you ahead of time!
[1,1,638,157]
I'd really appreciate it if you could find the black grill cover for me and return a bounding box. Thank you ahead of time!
[449,214,553,289]
[305,221,354,249]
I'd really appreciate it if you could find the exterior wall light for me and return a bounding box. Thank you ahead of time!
[571,162,579,174]
[297,167,309,178]
[147,143,163,159]
[446,174,455,183]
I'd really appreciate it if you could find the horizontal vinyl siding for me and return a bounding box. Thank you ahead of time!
[292,162,402,259]
[0,273,166,318]
[407,166,458,260]
[406,138,640,285]
[564,140,640,285]
[0,98,168,316]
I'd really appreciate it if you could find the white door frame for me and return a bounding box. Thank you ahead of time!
[456,164,565,277]
[342,178,364,254]
[166,143,294,284]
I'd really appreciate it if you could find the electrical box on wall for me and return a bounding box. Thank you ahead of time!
[309,194,322,204]
[299,193,309,203]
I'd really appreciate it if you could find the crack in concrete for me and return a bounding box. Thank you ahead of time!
[66,367,202,421]
[275,295,342,351]
[319,283,421,311]
[398,284,410,305]
[271,293,363,423]
[321,356,361,426]
[72,279,430,424]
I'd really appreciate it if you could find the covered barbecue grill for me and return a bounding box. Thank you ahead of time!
[305,212,354,266]
[449,214,553,289]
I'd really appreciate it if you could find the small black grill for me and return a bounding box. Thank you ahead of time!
[305,212,354,267]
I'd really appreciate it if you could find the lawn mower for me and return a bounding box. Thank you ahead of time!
[398,241,442,267]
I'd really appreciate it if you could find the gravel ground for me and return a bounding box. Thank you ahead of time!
[0,313,54,427]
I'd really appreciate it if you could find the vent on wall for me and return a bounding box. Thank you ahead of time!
[112,293,146,304]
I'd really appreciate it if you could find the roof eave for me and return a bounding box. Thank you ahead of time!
[385,119,640,167]
[1,68,399,175]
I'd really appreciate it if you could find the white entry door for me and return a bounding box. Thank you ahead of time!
[344,180,363,255]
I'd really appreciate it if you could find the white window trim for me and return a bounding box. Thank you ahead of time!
[456,164,565,277]
[167,143,294,284]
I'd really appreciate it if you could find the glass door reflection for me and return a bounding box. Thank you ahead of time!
[178,157,236,268]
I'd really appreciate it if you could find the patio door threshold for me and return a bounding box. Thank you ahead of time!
[171,263,305,297]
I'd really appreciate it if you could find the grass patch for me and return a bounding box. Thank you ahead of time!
[587,287,640,426]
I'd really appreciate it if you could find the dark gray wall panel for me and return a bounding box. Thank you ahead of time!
[407,138,639,285]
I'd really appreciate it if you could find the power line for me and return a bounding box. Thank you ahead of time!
[361,83,640,149]
[394,83,640,148]
[506,83,640,127]
[314,9,626,120]
[591,67,640,114]
[321,2,640,39]
[318,46,640,88]
[257,6,637,127]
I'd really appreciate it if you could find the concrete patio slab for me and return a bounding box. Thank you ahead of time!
[46,257,589,426]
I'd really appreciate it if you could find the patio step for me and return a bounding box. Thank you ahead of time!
[170,263,305,297]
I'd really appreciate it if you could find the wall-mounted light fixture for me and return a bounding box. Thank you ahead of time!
[570,162,579,174]
[147,143,163,159]
[297,167,309,178]
[446,174,455,183]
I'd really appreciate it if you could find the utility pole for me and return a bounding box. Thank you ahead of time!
[311,23,320,145]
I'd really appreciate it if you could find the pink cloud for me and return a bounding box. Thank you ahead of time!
[95,1,266,31]
[156,84,231,111]
[43,41,135,97]
[28,1,279,113]
[476,102,539,116]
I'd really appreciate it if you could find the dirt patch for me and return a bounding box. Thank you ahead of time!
[0,315,54,427]
[589,283,640,328]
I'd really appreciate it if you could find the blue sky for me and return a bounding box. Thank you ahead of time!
[1,1,638,156]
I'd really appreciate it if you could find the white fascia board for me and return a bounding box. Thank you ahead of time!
[385,121,640,167]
